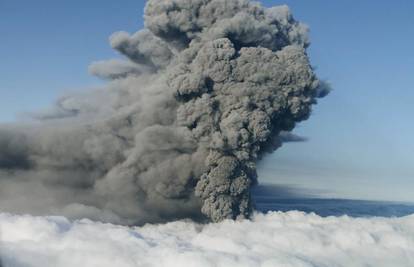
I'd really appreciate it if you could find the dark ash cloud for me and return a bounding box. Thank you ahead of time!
[0,0,328,224]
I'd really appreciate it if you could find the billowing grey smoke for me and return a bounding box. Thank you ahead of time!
[0,0,328,224]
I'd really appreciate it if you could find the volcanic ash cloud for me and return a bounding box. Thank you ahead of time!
[0,0,328,224]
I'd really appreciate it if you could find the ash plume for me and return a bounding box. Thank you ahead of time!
[0,0,328,224]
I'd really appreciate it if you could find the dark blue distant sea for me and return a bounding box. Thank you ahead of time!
[252,185,414,218]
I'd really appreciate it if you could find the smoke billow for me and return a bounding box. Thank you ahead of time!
[0,0,328,224]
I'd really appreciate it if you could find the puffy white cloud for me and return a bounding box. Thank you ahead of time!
[1,211,414,267]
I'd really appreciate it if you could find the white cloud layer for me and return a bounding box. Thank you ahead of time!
[1,211,414,267]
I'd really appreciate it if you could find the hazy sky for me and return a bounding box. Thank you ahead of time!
[0,0,413,202]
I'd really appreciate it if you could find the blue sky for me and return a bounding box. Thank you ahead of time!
[0,0,413,202]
